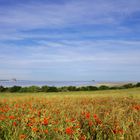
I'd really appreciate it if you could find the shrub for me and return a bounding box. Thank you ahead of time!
[58,86,69,92]
[47,86,58,92]
[9,86,21,92]
[110,86,119,90]
[87,86,98,91]
[19,87,29,92]
[99,85,109,90]
[79,86,89,91]
[135,82,140,87]
[122,83,134,89]
[41,86,49,92]
[27,86,41,92]
[67,86,77,91]
[0,86,5,92]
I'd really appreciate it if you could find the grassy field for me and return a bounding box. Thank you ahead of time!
[0,88,140,140]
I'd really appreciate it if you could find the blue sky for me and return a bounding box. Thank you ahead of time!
[0,0,140,81]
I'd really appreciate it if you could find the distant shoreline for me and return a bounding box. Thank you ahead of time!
[95,81,138,87]
[0,80,139,87]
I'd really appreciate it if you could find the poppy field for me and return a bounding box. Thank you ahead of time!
[0,88,140,140]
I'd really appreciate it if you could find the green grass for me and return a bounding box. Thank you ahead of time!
[1,87,140,98]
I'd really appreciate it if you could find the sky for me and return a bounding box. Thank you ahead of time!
[0,0,140,81]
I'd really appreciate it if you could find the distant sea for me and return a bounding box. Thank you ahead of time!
[0,80,96,87]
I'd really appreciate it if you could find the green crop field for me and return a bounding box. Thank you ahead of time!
[0,88,140,140]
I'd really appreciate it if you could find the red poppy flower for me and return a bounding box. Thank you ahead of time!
[85,112,90,119]
[43,118,49,125]
[9,115,15,119]
[13,122,17,126]
[44,129,48,134]
[65,127,73,135]
[19,134,26,139]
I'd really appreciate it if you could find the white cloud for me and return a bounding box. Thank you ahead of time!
[0,40,140,69]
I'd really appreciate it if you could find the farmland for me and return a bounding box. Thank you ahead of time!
[0,88,140,140]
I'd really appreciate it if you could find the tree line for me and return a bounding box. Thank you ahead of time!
[0,82,140,93]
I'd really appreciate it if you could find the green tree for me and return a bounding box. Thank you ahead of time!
[27,86,41,92]
[9,86,21,92]
[136,82,140,87]
[122,83,134,89]
[41,86,49,92]
[67,86,77,91]
[87,86,98,91]
[0,86,5,92]
[99,85,109,90]
[47,86,58,92]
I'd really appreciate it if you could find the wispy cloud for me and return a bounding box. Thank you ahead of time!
[1,40,140,67]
